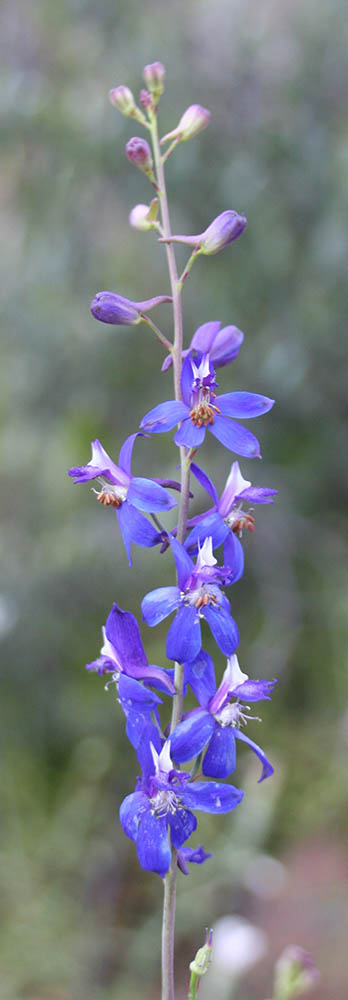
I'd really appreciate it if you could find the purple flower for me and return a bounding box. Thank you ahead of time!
[158,210,246,255]
[170,652,276,782]
[161,320,244,373]
[86,602,175,694]
[90,291,172,326]
[68,434,176,565]
[120,741,243,877]
[177,844,212,876]
[141,535,239,663]
[185,460,277,581]
[140,353,274,458]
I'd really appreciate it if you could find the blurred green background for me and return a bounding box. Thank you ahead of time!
[1,0,348,997]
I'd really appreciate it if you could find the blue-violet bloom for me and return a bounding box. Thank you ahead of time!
[185,460,277,581]
[86,602,175,694]
[177,844,212,875]
[120,740,243,877]
[68,434,176,565]
[161,319,244,372]
[141,535,239,663]
[140,353,274,457]
[170,652,276,781]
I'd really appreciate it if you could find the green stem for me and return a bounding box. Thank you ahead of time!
[141,315,173,353]
[150,113,192,1000]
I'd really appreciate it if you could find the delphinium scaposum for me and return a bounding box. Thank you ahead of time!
[69,61,277,1000]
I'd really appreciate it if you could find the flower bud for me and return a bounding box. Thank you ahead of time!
[125,137,154,177]
[108,86,147,126]
[189,929,213,977]
[273,946,320,999]
[160,104,210,145]
[200,210,246,253]
[158,210,246,255]
[129,199,159,232]
[90,291,172,327]
[143,62,165,102]
[140,88,152,110]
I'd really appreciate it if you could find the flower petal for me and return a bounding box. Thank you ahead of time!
[126,712,161,753]
[202,726,236,778]
[218,461,251,517]
[166,605,202,663]
[217,392,275,419]
[117,503,159,566]
[180,354,195,407]
[209,415,261,458]
[223,532,244,584]
[120,791,148,841]
[142,586,180,626]
[184,649,217,707]
[180,780,243,813]
[168,535,194,590]
[170,710,215,762]
[140,400,189,433]
[203,602,239,656]
[190,462,219,505]
[118,673,162,711]
[128,477,177,513]
[233,728,274,782]
[68,439,129,486]
[185,512,229,553]
[211,325,244,367]
[105,603,147,671]
[168,808,197,848]
[190,321,221,355]
[118,432,145,477]
[232,678,277,702]
[174,421,206,448]
[238,486,277,504]
[136,810,171,877]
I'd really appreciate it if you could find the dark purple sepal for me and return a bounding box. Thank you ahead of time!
[184,649,216,707]
[116,503,159,567]
[177,844,212,875]
[202,602,240,656]
[180,780,244,813]
[136,809,171,878]
[166,604,202,664]
[168,808,197,849]
[170,709,215,762]
[190,462,219,505]
[233,728,274,782]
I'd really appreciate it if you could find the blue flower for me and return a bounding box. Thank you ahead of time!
[161,320,244,372]
[86,602,175,694]
[170,652,276,782]
[140,353,274,457]
[185,460,277,581]
[120,741,243,877]
[68,433,176,565]
[141,536,239,663]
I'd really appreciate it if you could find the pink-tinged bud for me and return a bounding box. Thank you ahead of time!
[143,62,165,101]
[129,199,159,232]
[140,88,152,110]
[125,137,154,176]
[109,86,147,126]
[160,104,210,144]
[158,210,247,255]
[273,946,320,999]
[90,291,172,327]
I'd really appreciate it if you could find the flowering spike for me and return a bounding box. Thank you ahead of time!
[108,85,147,126]
[90,291,172,326]
[160,104,210,145]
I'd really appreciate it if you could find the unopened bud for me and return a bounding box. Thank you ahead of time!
[143,61,165,102]
[273,946,320,999]
[158,210,246,255]
[161,104,210,145]
[140,88,152,110]
[108,86,147,126]
[189,929,213,977]
[90,291,172,327]
[125,137,154,179]
[129,199,159,231]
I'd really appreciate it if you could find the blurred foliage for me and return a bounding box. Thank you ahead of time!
[1,0,348,996]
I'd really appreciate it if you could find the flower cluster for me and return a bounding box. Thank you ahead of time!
[69,62,277,884]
